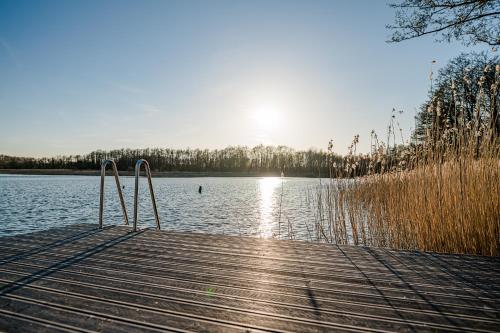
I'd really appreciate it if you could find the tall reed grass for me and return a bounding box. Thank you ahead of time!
[309,64,500,256]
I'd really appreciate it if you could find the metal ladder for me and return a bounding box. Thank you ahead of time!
[99,159,161,231]
[99,159,128,228]
[133,159,161,231]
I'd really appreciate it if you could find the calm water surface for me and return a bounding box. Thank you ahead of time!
[0,175,323,240]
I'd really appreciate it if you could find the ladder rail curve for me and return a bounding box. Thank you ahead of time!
[99,159,129,229]
[134,159,161,231]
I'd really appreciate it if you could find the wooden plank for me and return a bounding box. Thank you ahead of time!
[5,226,498,278]
[0,265,498,332]
[1,256,497,322]
[0,224,499,332]
[3,224,498,276]
[0,226,498,304]
[0,309,88,333]
[3,228,498,286]
[1,233,498,300]
[1,229,498,311]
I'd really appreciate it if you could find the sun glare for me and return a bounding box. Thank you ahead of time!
[253,105,283,131]
[258,177,282,238]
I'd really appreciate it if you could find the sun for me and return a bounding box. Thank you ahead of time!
[253,105,283,131]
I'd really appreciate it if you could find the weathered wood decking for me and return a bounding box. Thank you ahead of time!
[0,224,498,332]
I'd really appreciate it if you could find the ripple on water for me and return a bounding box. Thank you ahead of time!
[0,175,324,240]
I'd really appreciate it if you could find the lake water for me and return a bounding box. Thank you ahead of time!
[0,174,324,240]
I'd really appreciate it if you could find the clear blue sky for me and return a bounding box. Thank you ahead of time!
[0,0,491,157]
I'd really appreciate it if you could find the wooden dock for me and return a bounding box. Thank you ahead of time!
[0,224,498,332]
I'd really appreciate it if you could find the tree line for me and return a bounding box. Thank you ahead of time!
[0,145,345,177]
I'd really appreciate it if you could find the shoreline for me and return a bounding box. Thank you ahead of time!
[0,168,320,178]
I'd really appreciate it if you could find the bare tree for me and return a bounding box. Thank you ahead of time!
[387,0,500,46]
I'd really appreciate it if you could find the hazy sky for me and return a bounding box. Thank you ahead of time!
[0,0,492,157]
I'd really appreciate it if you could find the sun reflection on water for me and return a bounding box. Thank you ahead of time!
[258,177,283,238]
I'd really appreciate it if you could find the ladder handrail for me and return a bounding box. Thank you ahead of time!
[134,159,161,231]
[99,159,129,229]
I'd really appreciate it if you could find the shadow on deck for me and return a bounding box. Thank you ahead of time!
[0,224,498,332]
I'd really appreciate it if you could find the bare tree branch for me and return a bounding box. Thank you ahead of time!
[387,0,500,46]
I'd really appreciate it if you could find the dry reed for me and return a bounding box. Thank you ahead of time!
[311,63,500,256]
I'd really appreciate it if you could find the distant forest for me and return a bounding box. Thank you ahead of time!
[0,145,344,177]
